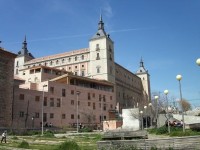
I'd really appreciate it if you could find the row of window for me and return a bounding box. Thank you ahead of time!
[19,111,107,121]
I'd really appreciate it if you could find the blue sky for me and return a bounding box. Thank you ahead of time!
[0,0,200,108]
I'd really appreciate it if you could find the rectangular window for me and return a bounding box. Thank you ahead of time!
[50,113,54,118]
[96,44,100,50]
[71,100,74,105]
[74,72,78,75]
[19,111,24,117]
[35,112,39,118]
[19,94,24,100]
[110,96,112,100]
[71,90,74,95]
[50,98,54,107]
[81,71,84,76]
[35,96,40,102]
[62,114,66,119]
[88,93,91,100]
[62,89,66,97]
[103,95,106,102]
[71,114,74,119]
[57,98,61,107]
[103,104,106,111]
[88,102,91,106]
[50,87,54,94]
[44,97,47,106]
[93,103,96,110]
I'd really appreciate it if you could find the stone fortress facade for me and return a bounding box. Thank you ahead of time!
[1,15,151,128]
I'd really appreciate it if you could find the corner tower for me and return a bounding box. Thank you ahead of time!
[136,58,151,101]
[14,36,34,76]
[89,15,115,83]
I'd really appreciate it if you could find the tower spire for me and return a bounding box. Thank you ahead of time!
[98,13,104,30]
[22,35,28,52]
[140,57,144,67]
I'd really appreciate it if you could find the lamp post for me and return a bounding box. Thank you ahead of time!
[148,103,152,127]
[42,84,47,136]
[144,106,147,129]
[32,117,34,129]
[155,96,159,128]
[176,75,185,133]
[196,58,200,66]
[164,90,170,134]
[140,111,143,130]
[76,91,80,133]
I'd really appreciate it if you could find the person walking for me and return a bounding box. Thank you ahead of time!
[1,131,7,143]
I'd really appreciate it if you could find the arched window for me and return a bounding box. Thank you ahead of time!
[96,66,101,73]
[81,55,84,60]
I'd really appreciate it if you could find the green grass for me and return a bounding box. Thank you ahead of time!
[148,125,200,136]
[0,133,102,150]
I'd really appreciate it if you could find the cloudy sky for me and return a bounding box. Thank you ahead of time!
[0,0,200,108]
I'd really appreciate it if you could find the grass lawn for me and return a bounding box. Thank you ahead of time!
[0,132,102,150]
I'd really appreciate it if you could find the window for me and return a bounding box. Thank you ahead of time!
[62,89,66,97]
[81,55,84,60]
[96,44,100,50]
[110,96,112,100]
[110,104,113,109]
[96,53,100,60]
[68,57,71,62]
[50,98,54,107]
[75,66,78,69]
[71,114,74,119]
[35,96,40,102]
[16,69,18,75]
[68,67,71,70]
[44,97,47,106]
[56,60,59,65]
[88,93,91,100]
[74,72,78,75]
[62,59,65,63]
[57,98,61,107]
[50,61,53,66]
[16,61,19,67]
[103,104,106,111]
[35,112,39,118]
[71,100,74,105]
[93,103,96,110]
[62,114,66,119]
[19,94,24,100]
[50,87,54,94]
[109,45,112,52]
[71,90,74,95]
[110,54,112,61]
[50,113,54,118]
[19,111,24,117]
[96,66,101,73]
[44,62,47,66]
[81,71,85,76]
[88,102,91,106]
[82,65,84,68]
[93,93,95,98]
[103,95,106,102]
[75,56,77,61]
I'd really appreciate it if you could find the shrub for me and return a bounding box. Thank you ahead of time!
[18,140,29,148]
[79,127,93,132]
[56,140,81,150]
[43,130,54,137]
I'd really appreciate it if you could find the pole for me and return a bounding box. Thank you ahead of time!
[178,81,185,133]
[42,85,47,136]
[76,91,80,133]
[145,109,147,129]
[166,94,170,133]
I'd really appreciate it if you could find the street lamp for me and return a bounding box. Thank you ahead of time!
[176,74,185,133]
[32,117,34,129]
[164,89,170,134]
[148,103,152,127]
[42,84,47,136]
[140,111,143,130]
[144,106,147,129]
[76,91,80,133]
[196,58,200,66]
[155,96,159,128]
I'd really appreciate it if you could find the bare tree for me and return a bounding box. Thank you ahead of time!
[179,99,192,112]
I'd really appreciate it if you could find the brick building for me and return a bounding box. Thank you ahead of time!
[0,48,16,127]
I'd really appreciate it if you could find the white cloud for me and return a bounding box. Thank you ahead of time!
[102,1,113,18]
